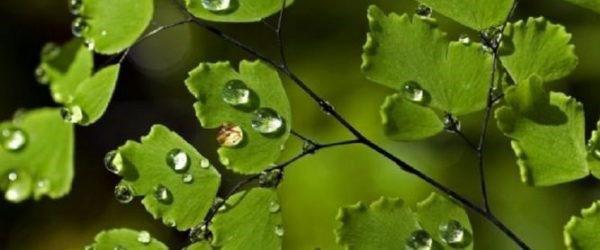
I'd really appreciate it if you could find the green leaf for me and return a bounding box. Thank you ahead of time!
[38,39,93,103]
[185,242,214,250]
[116,125,221,230]
[380,93,444,141]
[68,64,120,126]
[185,61,291,174]
[335,197,421,249]
[185,0,293,23]
[86,228,168,250]
[564,201,600,250]
[495,77,589,186]
[79,0,154,54]
[0,108,74,203]
[416,193,473,250]
[562,0,600,13]
[500,17,578,83]
[363,6,493,115]
[417,0,514,30]
[210,188,282,250]
[588,120,600,178]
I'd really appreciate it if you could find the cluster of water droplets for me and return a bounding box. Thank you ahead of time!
[217,79,285,146]
[35,43,62,85]
[201,0,232,12]
[1,126,28,152]
[405,220,472,249]
[68,0,99,51]
[481,26,504,53]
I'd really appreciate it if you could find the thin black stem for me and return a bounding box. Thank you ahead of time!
[455,130,478,152]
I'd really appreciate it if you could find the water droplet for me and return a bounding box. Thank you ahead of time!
[84,39,95,51]
[189,224,209,242]
[405,230,433,250]
[166,149,190,173]
[41,42,61,59]
[459,34,470,44]
[153,184,171,203]
[68,0,84,15]
[415,4,432,17]
[402,81,426,104]
[35,65,50,85]
[35,179,50,194]
[269,201,280,213]
[1,127,28,151]
[259,169,283,188]
[252,108,284,134]
[61,106,85,124]
[439,220,472,248]
[182,173,194,184]
[482,26,503,50]
[3,170,32,203]
[274,225,285,237]
[71,17,88,37]
[200,158,210,169]
[7,171,18,182]
[114,183,134,204]
[222,79,250,106]
[104,150,124,175]
[201,0,232,12]
[443,114,461,133]
[137,231,151,245]
[213,197,228,212]
[217,123,244,147]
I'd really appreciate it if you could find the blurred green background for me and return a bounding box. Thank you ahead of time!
[1,0,599,249]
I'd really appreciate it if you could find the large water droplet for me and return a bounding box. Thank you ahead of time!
[137,231,151,245]
[403,81,426,104]
[3,170,32,203]
[182,173,194,184]
[269,201,280,213]
[217,123,244,147]
[35,66,50,85]
[415,4,432,17]
[61,106,85,124]
[259,169,283,188]
[200,158,210,169]
[222,80,250,106]
[405,230,433,250]
[166,149,190,173]
[68,0,84,15]
[153,185,171,203]
[1,127,28,152]
[439,220,472,248]
[252,108,284,134]
[274,225,285,237]
[201,0,232,12]
[104,150,124,176]
[114,183,134,204]
[71,17,88,37]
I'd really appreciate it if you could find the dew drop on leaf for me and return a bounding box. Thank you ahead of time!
[201,0,232,12]
[41,42,61,59]
[269,201,280,213]
[68,0,84,15]
[166,149,190,173]
[459,34,471,44]
[153,184,171,203]
[402,81,426,104]
[443,114,461,133]
[60,105,85,124]
[251,108,284,134]
[71,17,88,37]
[182,173,194,184]
[200,158,210,169]
[34,66,49,85]
[3,170,32,203]
[35,179,51,194]
[222,80,250,106]
[137,231,151,245]
[114,183,134,204]
[405,230,433,250]
[274,224,285,237]
[104,150,124,176]
[415,4,432,18]
[217,123,244,147]
[214,197,228,212]
[439,220,472,248]
[1,127,28,152]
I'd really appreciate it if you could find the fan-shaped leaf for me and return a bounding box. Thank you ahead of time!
[86,228,168,250]
[416,0,514,30]
[78,0,154,54]
[37,39,93,103]
[380,93,444,141]
[363,6,493,115]
[500,17,578,83]
[210,188,282,250]
[114,125,221,230]
[416,193,473,250]
[185,60,291,174]
[0,108,74,203]
[185,0,293,23]
[564,201,600,250]
[495,76,589,186]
